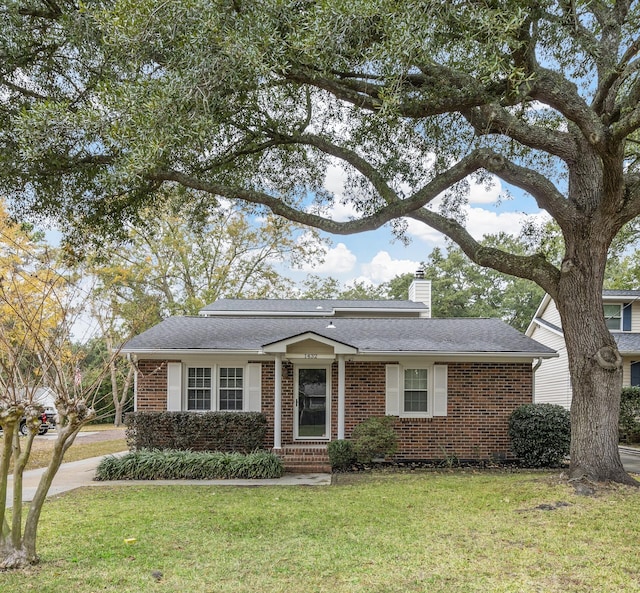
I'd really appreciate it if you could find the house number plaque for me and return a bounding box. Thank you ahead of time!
[304,353,318,359]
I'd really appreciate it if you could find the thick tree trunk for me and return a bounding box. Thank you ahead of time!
[556,232,637,485]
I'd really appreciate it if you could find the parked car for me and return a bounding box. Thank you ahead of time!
[18,410,53,436]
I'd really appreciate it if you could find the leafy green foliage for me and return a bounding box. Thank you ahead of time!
[327,439,356,470]
[125,411,268,453]
[88,188,328,317]
[351,417,398,464]
[95,448,284,480]
[421,235,544,331]
[619,387,640,444]
[509,404,570,468]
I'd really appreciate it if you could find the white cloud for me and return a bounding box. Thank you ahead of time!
[324,164,348,195]
[297,242,357,274]
[465,207,529,238]
[468,177,503,204]
[359,251,421,284]
[405,218,448,245]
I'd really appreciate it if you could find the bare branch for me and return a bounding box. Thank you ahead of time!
[592,35,640,116]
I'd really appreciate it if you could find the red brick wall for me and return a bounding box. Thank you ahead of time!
[135,360,173,411]
[136,359,532,460]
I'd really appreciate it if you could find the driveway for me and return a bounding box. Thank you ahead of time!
[619,447,640,474]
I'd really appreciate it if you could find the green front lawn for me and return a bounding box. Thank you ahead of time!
[3,472,640,592]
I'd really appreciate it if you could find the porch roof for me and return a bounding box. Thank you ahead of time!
[121,316,557,358]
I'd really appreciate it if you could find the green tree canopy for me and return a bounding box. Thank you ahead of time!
[2,1,640,484]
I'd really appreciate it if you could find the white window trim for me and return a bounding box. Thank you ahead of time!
[184,364,248,412]
[400,364,433,418]
[385,363,447,419]
[604,303,623,331]
[186,366,214,411]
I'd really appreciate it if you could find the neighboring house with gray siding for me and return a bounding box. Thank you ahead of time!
[122,275,556,470]
[526,290,640,409]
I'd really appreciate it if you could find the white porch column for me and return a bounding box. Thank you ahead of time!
[274,353,282,450]
[337,354,346,439]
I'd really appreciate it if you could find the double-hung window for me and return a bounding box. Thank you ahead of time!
[219,367,244,411]
[604,304,622,331]
[385,364,447,418]
[187,367,212,410]
[186,366,244,411]
[403,368,429,414]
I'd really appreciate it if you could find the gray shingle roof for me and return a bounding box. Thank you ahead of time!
[614,333,640,353]
[122,316,556,356]
[199,298,428,315]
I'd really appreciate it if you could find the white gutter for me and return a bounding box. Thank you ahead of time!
[358,350,558,359]
[119,349,263,356]
[198,307,427,317]
[531,357,543,401]
[120,348,557,359]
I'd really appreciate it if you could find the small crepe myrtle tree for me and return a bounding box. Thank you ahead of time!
[0,245,118,569]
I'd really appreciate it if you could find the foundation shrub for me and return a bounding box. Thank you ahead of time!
[509,403,570,467]
[96,448,284,480]
[351,416,398,464]
[327,439,356,470]
[619,387,640,443]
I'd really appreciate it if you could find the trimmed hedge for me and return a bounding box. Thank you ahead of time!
[509,403,570,467]
[620,387,640,443]
[124,411,267,453]
[95,449,284,480]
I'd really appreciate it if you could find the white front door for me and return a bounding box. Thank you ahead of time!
[295,366,330,439]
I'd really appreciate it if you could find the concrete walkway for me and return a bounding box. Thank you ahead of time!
[5,454,330,508]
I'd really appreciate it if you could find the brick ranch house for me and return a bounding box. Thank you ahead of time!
[121,275,557,470]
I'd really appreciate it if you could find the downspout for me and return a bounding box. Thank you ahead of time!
[337,354,346,439]
[531,357,542,403]
[127,354,138,412]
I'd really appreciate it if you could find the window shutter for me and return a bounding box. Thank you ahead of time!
[632,362,640,387]
[246,363,262,412]
[623,303,632,331]
[166,362,182,411]
[385,365,400,416]
[433,365,448,416]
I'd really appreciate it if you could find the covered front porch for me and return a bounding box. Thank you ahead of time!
[262,332,357,451]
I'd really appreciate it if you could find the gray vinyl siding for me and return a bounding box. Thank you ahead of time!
[540,298,562,327]
[530,325,571,409]
[632,302,640,333]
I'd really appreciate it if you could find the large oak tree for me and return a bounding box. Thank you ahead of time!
[3,1,640,483]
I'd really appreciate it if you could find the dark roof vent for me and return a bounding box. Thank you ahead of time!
[415,269,425,279]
